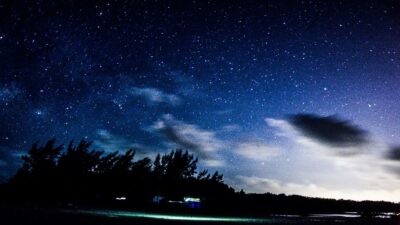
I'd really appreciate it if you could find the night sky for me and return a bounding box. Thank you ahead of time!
[1,0,400,201]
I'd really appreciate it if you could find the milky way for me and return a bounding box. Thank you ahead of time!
[1,0,400,201]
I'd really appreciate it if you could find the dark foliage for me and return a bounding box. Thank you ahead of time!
[4,139,232,206]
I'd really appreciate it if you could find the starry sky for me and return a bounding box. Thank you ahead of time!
[1,0,400,202]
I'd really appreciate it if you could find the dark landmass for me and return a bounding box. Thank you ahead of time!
[0,139,399,224]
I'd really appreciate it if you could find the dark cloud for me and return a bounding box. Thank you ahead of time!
[289,114,368,147]
[151,117,225,167]
[386,147,400,161]
[160,125,210,159]
[150,115,223,160]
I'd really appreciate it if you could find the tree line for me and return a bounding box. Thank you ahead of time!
[0,138,399,216]
[2,139,234,206]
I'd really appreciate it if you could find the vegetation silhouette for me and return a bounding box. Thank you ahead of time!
[3,139,233,207]
[1,139,399,217]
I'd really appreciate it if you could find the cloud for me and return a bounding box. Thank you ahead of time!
[149,114,224,167]
[129,87,181,105]
[261,115,400,201]
[94,129,144,153]
[288,114,368,147]
[215,109,233,115]
[386,147,400,161]
[235,175,332,196]
[265,118,299,137]
[266,116,368,156]
[235,141,279,161]
[234,175,400,202]
[0,147,21,182]
[221,124,241,132]
[385,147,400,176]
[0,82,21,103]
[168,71,205,98]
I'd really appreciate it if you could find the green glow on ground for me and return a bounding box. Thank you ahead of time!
[76,209,272,223]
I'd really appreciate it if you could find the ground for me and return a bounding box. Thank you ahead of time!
[1,206,399,225]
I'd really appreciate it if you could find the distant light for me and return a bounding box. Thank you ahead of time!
[115,196,127,201]
[184,197,201,203]
[167,200,183,204]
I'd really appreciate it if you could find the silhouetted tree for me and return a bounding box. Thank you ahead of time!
[12,139,63,200]
[20,139,62,176]
[57,140,103,202]
[152,153,164,179]
[197,169,210,180]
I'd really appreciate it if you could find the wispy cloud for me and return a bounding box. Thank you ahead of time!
[168,71,204,98]
[0,82,21,103]
[235,175,400,201]
[260,115,400,201]
[221,124,241,132]
[129,87,181,106]
[149,114,224,167]
[235,175,335,197]
[235,141,279,161]
[0,146,21,181]
[215,109,233,115]
[94,129,144,153]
